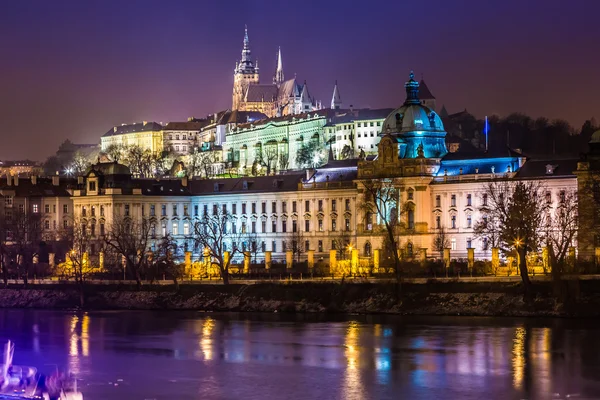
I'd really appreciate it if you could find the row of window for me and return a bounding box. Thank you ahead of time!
[357,132,376,138]
[2,201,68,215]
[357,121,381,128]
[435,193,479,208]
[168,134,192,140]
[231,218,352,234]
[435,214,473,229]
[132,199,353,218]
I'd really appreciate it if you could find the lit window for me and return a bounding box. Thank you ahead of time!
[173,222,178,235]
[451,238,457,250]
[32,204,39,213]
[184,222,190,235]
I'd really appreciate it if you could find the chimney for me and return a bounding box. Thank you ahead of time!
[6,174,11,186]
[306,168,315,181]
[77,176,84,185]
[31,175,37,185]
[14,175,19,186]
[52,172,59,186]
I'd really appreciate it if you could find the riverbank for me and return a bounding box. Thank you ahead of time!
[0,280,598,317]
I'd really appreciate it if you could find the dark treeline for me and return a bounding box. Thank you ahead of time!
[445,111,598,156]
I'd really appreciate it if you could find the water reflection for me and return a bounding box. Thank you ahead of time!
[0,311,599,400]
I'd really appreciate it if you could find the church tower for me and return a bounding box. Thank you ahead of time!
[331,81,341,109]
[273,47,284,87]
[232,26,260,110]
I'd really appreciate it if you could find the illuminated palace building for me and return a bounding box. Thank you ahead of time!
[73,72,579,265]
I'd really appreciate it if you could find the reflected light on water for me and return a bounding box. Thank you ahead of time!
[343,321,363,399]
[81,314,90,357]
[69,315,79,357]
[512,326,526,389]
[200,317,215,361]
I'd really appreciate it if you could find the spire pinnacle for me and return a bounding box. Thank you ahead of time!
[273,46,284,86]
[331,80,341,109]
[404,70,420,105]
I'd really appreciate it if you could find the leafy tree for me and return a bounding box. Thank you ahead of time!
[123,145,153,178]
[477,180,548,300]
[296,140,326,168]
[339,144,354,160]
[70,151,92,176]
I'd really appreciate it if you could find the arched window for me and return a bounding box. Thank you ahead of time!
[364,242,372,257]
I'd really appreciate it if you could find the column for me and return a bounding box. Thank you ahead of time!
[443,248,450,275]
[373,249,380,273]
[467,248,474,275]
[351,249,359,275]
[185,251,192,277]
[420,248,427,265]
[307,250,315,271]
[48,253,55,268]
[223,251,230,278]
[243,251,251,273]
[492,247,499,274]
[329,249,337,275]
[264,251,272,270]
[568,246,576,271]
[286,250,293,270]
[542,247,549,272]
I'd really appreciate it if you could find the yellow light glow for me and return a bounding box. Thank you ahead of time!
[512,326,526,389]
[201,317,215,361]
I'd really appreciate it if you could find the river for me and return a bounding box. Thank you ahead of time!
[0,310,599,399]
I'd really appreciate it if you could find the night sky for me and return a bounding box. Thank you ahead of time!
[1,0,598,160]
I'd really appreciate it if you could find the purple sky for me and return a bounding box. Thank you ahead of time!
[1,0,598,160]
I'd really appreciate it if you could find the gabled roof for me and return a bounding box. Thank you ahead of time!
[419,80,435,99]
[245,84,278,102]
[278,78,302,101]
[103,122,163,137]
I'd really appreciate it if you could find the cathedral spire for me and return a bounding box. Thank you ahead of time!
[331,80,341,109]
[273,46,284,86]
[241,25,251,63]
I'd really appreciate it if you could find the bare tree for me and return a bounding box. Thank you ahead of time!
[543,189,578,281]
[70,151,91,175]
[360,178,403,283]
[105,144,124,163]
[4,208,44,285]
[192,207,242,284]
[432,226,450,259]
[262,143,278,175]
[103,215,153,288]
[477,180,548,300]
[278,152,289,171]
[290,224,305,263]
[123,145,153,178]
[152,234,184,289]
[58,217,97,306]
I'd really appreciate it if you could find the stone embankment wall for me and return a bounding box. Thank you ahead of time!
[0,281,598,317]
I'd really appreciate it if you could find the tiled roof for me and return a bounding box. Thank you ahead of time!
[103,122,163,137]
[226,110,268,124]
[245,84,278,102]
[189,174,304,196]
[278,78,302,102]
[0,178,74,197]
[514,158,578,178]
[162,121,208,131]
[310,166,357,183]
